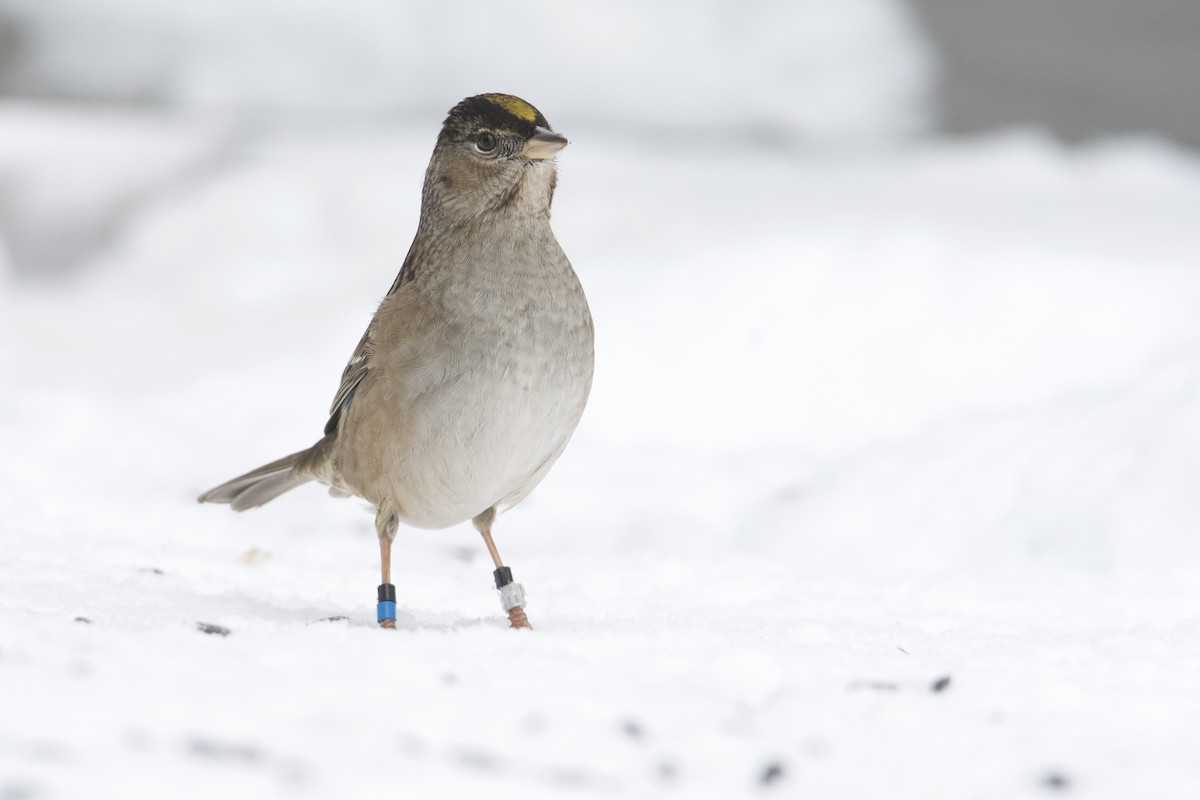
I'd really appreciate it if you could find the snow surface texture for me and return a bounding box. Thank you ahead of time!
[3,111,1200,797]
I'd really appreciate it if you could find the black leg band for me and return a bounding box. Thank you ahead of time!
[493,567,513,589]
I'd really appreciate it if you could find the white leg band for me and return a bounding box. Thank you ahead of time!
[499,582,526,612]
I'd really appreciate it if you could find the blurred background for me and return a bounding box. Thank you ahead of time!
[0,0,1197,279]
[2,3,1199,798]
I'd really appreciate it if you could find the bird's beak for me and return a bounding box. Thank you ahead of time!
[523,127,569,160]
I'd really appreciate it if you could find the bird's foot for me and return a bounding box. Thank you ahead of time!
[507,606,532,630]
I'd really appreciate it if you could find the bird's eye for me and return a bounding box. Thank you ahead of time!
[475,132,498,153]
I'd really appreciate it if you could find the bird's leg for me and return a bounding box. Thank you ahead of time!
[472,507,531,629]
[376,506,398,629]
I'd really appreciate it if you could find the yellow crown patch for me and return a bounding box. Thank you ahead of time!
[481,94,539,124]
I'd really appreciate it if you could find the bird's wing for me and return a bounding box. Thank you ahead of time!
[324,328,371,435]
[324,250,419,436]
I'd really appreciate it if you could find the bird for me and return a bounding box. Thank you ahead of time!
[199,93,594,630]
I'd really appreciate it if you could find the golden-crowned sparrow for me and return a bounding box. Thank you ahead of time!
[199,94,594,629]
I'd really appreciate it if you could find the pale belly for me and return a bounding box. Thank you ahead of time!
[384,351,590,529]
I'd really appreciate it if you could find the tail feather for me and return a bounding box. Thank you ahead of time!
[198,448,314,511]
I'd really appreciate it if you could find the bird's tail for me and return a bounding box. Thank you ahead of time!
[198,448,315,511]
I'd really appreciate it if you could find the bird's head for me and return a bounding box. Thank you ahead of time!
[422,93,568,224]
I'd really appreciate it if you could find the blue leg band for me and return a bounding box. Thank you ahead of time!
[377,583,397,624]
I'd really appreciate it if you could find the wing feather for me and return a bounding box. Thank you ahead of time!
[324,245,420,435]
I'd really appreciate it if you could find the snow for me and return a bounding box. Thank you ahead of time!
[0,0,932,143]
[3,106,1200,798]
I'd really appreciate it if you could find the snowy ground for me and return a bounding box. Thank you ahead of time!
[2,103,1200,798]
